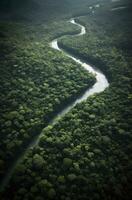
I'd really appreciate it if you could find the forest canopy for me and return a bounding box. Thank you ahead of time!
[0,0,132,199]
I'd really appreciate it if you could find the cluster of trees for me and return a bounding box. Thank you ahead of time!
[0,0,99,22]
[0,21,95,180]
[3,90,132,199]
[1,0,132,199]
[58,1,132,82]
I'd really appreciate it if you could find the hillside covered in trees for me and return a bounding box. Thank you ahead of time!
[0,0,132,199]
[0,0,100,22]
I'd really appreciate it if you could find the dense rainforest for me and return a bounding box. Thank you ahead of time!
[0,0,132,200]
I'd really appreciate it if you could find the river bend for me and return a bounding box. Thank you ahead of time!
[49,18,109,124]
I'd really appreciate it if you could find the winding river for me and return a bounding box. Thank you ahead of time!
[0,18,109,192]
[49,19,109,125]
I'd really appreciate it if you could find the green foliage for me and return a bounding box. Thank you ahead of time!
[0,0,99,23]
[0,16,95,179]
[67,174,77,181]
[48,188,56,199]
[0,0,132,200]
[57,176,65,183]
[63,158,73,168]
[33,154,44,170]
